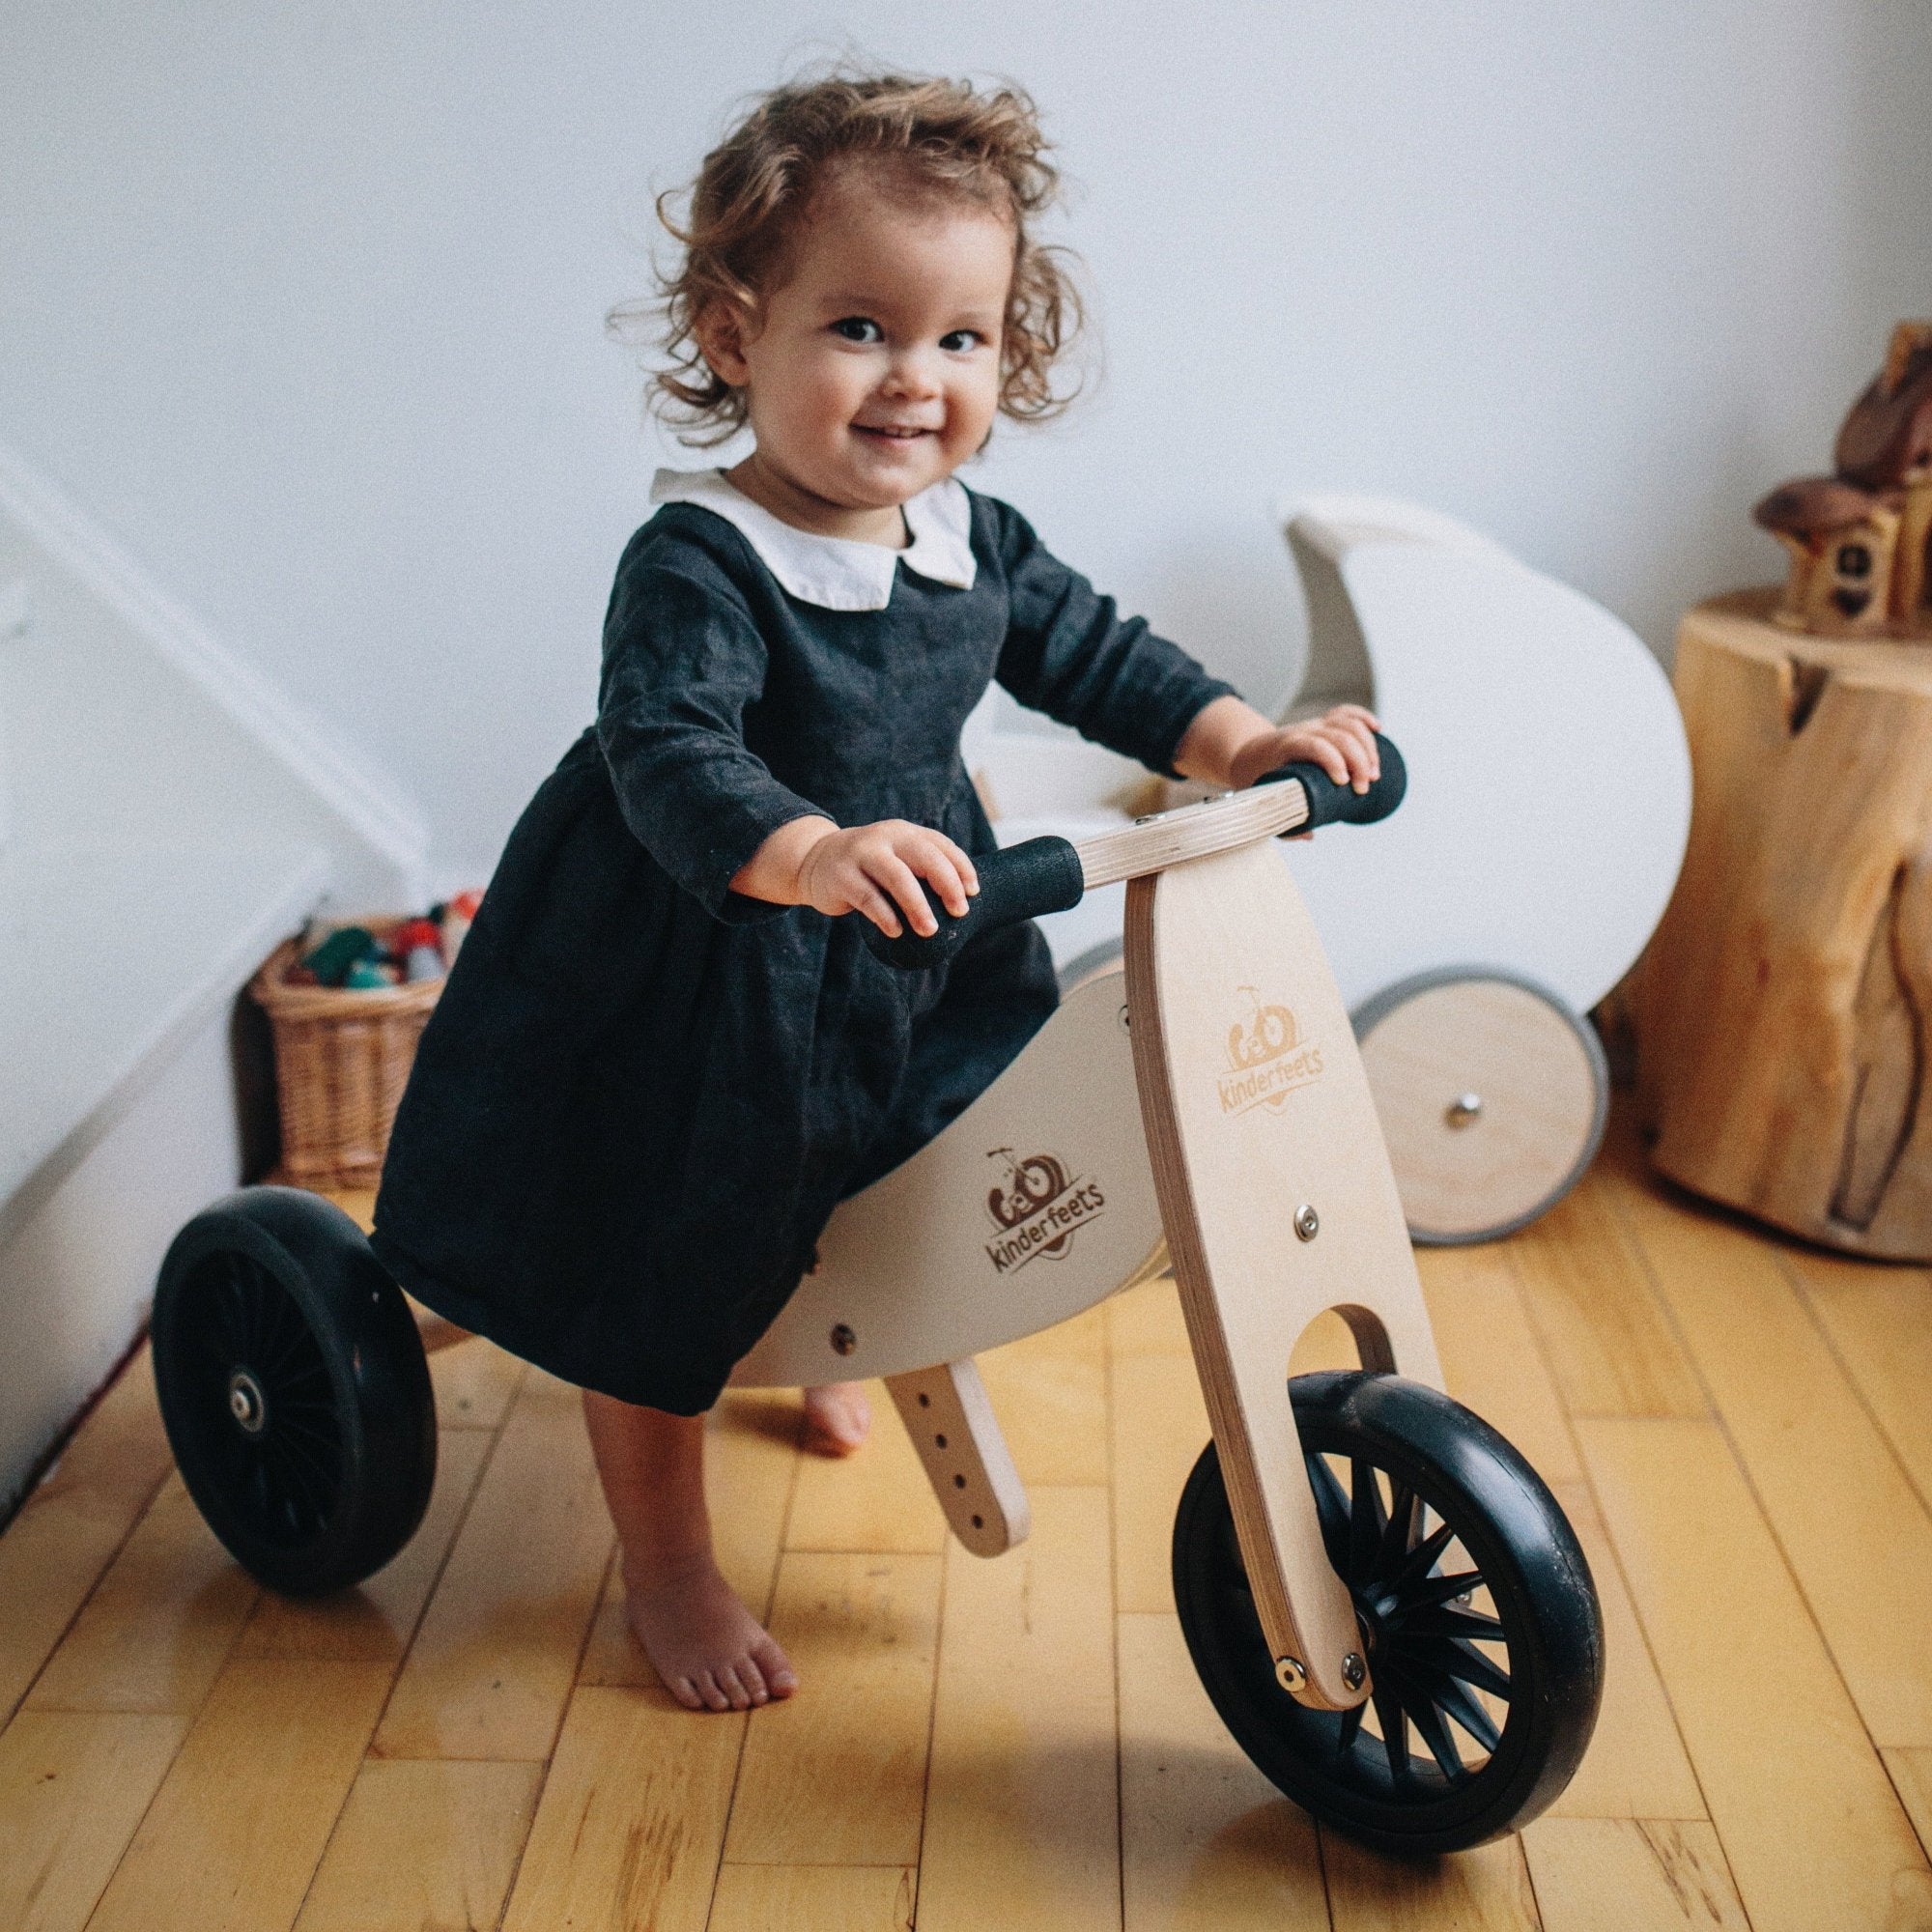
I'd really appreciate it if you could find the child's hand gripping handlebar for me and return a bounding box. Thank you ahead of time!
[861,731,1407,972]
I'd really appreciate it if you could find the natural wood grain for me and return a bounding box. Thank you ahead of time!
[292,1757,542,1932]
[1321,1825,1541,1930]
[723,1551,942,1866]
[236,1428,489,1663]
[84,1659,389,1932]
[426,1333,526,1431]
[1418,1242,1582,1485]
[499,1685,744,1932]
[916,1488,1118,1932]
[1787,1250,1932,1504]
[786,1381,947,1554]
[1521,1818,1748,1930]
[708,1863,916,1931]
[1110,1337,1209,1616]
[578,1387,798,1690]
[1117,1611,1328,1932]
[0,1347,174,1720]
[1074,779,1309,890]
[1889,1748,1932,1860]
[12,1119,1932,1930]
[1124,848,1440,1709]
[1609,1172,1932,1745]
[0,1711,185,1932]
[1359,976,1601,1240]
[1544,1482,1705,1821]
[1507,1180,1706,1418]
[884,1358,1032,1557]
[1579,1416,1932,1932]
[977,1302,1109,1487]
[26,1473,257,1715]
[371,1372,611,1761]
[1635,599,1932,1257]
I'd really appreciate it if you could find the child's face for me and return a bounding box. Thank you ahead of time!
[703,172,1013,518]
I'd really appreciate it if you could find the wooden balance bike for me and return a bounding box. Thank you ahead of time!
[150,735,1604,1855]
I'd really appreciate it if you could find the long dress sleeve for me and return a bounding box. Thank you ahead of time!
[990,499,1240,776]
[596,551,823,922]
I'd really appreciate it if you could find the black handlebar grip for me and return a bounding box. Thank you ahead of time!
[861,835,1085,972]
[1258,730,1406,830]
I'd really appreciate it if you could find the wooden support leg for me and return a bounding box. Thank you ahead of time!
[885,1360,1031,1557]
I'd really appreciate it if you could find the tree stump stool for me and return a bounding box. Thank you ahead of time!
[1634,588,1932,1258]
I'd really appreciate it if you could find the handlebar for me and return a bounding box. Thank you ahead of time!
[861,731,1406,973]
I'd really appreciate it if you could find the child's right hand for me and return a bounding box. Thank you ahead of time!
[794,820,980,939]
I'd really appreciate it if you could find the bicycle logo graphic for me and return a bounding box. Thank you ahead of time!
[1217,987,1323,1117]
[981,1146,1106,1275]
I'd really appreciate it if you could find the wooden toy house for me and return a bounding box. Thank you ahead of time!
[1754,321,1932,637]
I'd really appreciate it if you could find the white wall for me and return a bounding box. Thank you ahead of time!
[3,1,1927,884]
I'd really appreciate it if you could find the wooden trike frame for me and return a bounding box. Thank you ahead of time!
[729,773,1442,1715]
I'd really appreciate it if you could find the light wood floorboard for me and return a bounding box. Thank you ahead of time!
[4,1109,1931,1925]
[0,1348,175,1723]
[708,1862,917,1930]
[1578,1416,1932,1932]
[292,1756,542,1932]
[1520,1819,1749,1930]
[915,1486,1119,1932]
[84,1657,391,1932]
[0,1711,187,1932]
[722,1549,943,1867]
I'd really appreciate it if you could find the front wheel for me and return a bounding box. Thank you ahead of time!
[152,1187,437,1596]
[1172,1371,1603,1854]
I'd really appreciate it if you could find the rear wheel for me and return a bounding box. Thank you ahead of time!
[1352,969,1608,1243]
[1172,1371,1603,1853]
[152,1187,436,1596]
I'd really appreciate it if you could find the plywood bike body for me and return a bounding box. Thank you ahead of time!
[150,743,1605,1855]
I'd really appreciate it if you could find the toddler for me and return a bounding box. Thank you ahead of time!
[371,69,1378,1713]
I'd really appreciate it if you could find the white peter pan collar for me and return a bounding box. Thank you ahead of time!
[649,467,977,611]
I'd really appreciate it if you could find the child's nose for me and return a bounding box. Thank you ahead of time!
[883,350,943,399]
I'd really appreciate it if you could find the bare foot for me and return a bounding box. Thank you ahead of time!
[802,1380,871,1456]
[625,1554,798,1712]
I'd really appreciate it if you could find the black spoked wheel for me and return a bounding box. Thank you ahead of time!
[152,1187,437,1596]
[1173,1371,1603,1854]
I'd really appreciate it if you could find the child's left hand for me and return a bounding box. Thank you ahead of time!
[1228,703,1381,795]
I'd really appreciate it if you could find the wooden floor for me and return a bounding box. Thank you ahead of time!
[5,1109,1932,1931]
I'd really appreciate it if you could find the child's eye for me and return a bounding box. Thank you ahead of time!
[940,329,986,353]
[830,317,883,345]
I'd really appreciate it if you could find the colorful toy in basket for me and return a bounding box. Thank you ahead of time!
[251,891,482,1189]
[970,495,1690,1241]
[289,891,483,989]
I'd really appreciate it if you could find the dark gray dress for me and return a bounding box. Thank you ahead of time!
[369,486,1236,1412]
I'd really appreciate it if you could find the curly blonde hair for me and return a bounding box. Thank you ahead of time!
[614,68,1087,446]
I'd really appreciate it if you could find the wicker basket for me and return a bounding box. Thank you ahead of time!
[249,921,444,1190]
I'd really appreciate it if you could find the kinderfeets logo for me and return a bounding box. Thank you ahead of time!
[1217,984,1323,1117]
[982,1146,1105,1275]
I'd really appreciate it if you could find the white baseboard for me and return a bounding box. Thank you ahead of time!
[0,1007,242,1516]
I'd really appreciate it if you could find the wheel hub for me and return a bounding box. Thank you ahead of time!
[227,1367,268,1435]
[1354,1589,1402,1653]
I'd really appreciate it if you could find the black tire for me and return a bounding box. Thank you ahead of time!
[1173,1371,1603,1854]
[152,1186,437,1596]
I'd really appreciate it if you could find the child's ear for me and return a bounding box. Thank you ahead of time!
[695,299,754,387]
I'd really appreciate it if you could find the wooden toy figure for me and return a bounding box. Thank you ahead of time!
[1755,321,1932,638]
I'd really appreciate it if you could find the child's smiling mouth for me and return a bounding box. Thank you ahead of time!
[854,424,934,442]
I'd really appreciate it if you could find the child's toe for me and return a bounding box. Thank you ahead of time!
[753,1635,798,1698]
